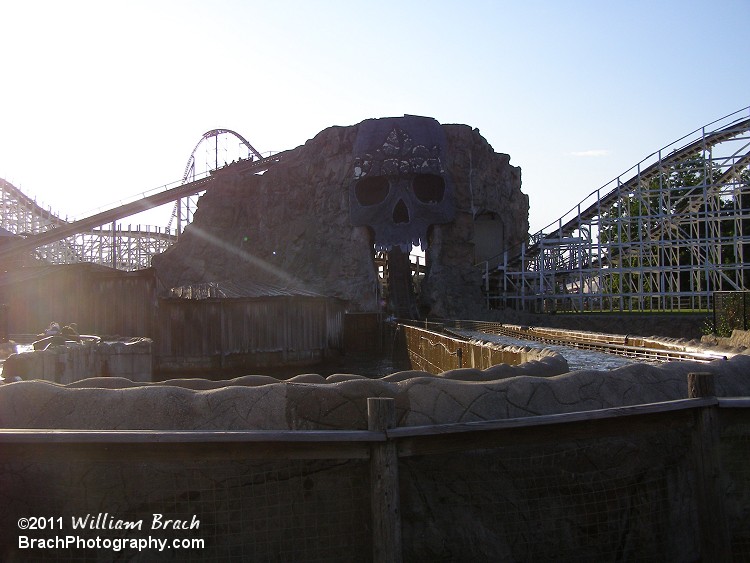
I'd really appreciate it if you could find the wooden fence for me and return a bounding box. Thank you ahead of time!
[1,373,747,562]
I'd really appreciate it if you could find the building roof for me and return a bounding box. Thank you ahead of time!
[167,279,328,299]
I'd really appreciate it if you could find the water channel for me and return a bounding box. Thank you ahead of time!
[451,329,653,372]
[343,327,652,377]
[1,329,652,383]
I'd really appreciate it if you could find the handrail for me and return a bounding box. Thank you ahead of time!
[0,395,746,445]
[388,397,718,438]
[0,428,384,443]
[717,397,750,408]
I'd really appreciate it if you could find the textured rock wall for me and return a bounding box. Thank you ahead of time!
[1,355,748,430]
[152,117,527,317]
[423,124,527,317]
[153,125,377,307]
[2,360,749,561]
[2,339,153,384]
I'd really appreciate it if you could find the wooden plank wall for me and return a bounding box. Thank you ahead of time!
[0,265,344,373]
[155,296,344,371]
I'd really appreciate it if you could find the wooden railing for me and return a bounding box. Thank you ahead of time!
[0,373,747,561]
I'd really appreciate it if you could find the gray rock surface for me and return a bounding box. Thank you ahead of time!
[152,117,528,318]
[1,355,748,430]
[2,359,748,561]
[2,339,153,384]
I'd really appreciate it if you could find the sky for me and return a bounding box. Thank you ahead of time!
[1,0,749,235]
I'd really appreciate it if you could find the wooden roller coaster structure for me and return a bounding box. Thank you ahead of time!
[483,106,750,314]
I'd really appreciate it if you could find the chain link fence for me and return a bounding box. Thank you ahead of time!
[713,291,750,336]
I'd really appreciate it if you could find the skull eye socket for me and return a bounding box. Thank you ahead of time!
[355,176,390,206]
[413,174,445,204]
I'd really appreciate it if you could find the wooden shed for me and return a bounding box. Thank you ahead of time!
[0,266,345,377]
[155,280,345,374]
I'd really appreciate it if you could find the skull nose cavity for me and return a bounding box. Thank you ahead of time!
[393,199,410,224]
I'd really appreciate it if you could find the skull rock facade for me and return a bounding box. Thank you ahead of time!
[152,116,528,318]
[349,117,456,251]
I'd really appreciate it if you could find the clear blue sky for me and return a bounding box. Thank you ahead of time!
[1,0,748,233]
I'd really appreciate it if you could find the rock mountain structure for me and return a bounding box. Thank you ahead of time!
[152,116,528,318]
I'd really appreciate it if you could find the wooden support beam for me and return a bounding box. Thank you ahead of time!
[368,397,402,563]
[688,372,733,562]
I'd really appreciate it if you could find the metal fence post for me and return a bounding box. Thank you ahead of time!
[688,372,732,562]
[368,397,403,563]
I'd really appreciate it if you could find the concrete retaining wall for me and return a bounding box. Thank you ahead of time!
[505,312,710,340]
[2,339,153,384]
